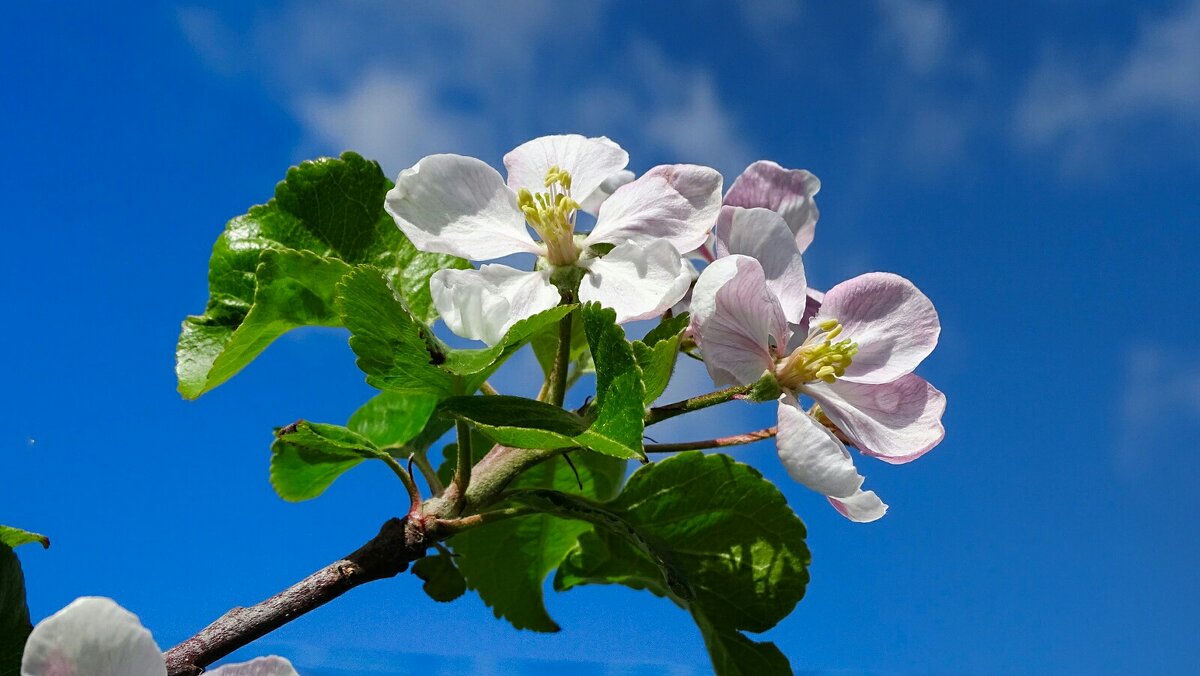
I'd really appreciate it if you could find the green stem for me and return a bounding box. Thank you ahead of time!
[451,420,472,510]
[643,426,777,453]
[479,381,500,396]
[545,312,573,407]
[645,384,754,425]
[434,505,541,536]
[379,454,422,515]
[410,451,444,497]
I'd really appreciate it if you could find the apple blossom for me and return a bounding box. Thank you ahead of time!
[21,597,298,676]
[385,134,722,344]
[690,212,944,522]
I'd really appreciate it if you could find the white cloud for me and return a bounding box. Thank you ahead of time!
[1014,0,1200,171]
[875,0,953,76]
[1116,345,1200,477]
[737,0,804,49]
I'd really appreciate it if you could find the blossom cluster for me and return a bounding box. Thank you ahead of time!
[387,134,945,523]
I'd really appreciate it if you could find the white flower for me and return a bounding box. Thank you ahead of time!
[21,597,298,676]
[386,134,722,344]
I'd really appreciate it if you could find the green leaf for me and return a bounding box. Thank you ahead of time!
[530,311,589,376]
[574,304,646,459]
[0,526,49,550]
[439,444,626,632]
[411,551,467,603]
[633,312,689,405]
[1,544,33,676]
[348,391,439,448]
[442,305,575,393]
[337,266,456,398]
[555,452,809,675]
[269,421,385,501]
[177,152,467,399]
[437,396,588,450]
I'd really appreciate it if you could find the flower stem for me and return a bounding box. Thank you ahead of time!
[479,381,500,396]
[451,420,472,510]
[546,312,573,407]
[410,451,444,497]
[645,384,754,425]
[378,453,423,514]
[643,426,777,453]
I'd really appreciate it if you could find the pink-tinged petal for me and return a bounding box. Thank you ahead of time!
[207,656,299,676]
[776,395,886,524]
[430,265,558,345]
[503,134,629,204]
[828,490,888,523]
[579,169,635,215]
[713,206,808,324]
[586,164,723,253]
[690,255,788,387]
[22,597,166,676]
[578,240,692,324]
[817,272,940,384]
[385,154,538,260]
[804,374,946,464]
[723,160,821,251]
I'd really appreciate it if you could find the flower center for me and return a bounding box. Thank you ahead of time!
[776,319,859,389]
[518,166,582,266]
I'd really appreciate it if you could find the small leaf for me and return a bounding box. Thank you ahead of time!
[348,391,439,448]
[0,526,49,550]
[177,152,467,399]
[444,447,626,632]
[337,266,457,398]
[269,421,384,502]
[411,551,467,603]
[437,396,588,450]
[633,312,689,405]
[574,304,646,459]
[1,543,33,676]
[442,304,575,392]
[555,452,809,676]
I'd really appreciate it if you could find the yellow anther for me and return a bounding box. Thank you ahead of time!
[774,317,859,389]
[818,319,840,331]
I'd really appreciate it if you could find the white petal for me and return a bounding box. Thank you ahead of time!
[828,490,888,523]
[816,272,940,384]
[776,395,886,523]
[723,160,821,252]
[578,240,692,324]
[21,597,166,676]
[385,154,539,260]
[689,255,788,387]
[207,656,300,676]
[804,374,946,464]
[503,134,629,204]
[579,169,635,215]
[586,164,723,253]
[713,206,808,324]
[431,265,559,345]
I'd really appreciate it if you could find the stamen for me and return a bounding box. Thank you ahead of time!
[520,168,582,266]
[775,318,859,389]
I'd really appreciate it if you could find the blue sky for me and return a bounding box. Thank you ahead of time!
[4,1,1200,673]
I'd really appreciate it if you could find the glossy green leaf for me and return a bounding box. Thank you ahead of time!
[1,544,32,676]
[437,396,587,450]
[439,443,625,632]
[555,452,809,675]
[442,305,575,392]
[269,421,385,502]
[530,311,589,377]
[574,304,646,459]
[411,551,467,603]
[177,152,467,399]
[633,312,689,405]
[348,391,439,449]
[0,526,48,550]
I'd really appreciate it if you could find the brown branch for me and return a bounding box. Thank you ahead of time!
[163,516,432,676]
[643,427,778,453]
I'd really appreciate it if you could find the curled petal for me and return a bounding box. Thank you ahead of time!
[503,134,629,204]
[776,394,886,523]
[579,169,635,215]
[690,255,788,387]
[385,154,539,260]
[207,656,300,676]
[586,164,723,253]
[714,206,808,324]
[21,597,166,676]
[723,160,821,251]
[578,240,692,324]
[817,272,940,384]
[804,374,946,464]
[431,265,559,345]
